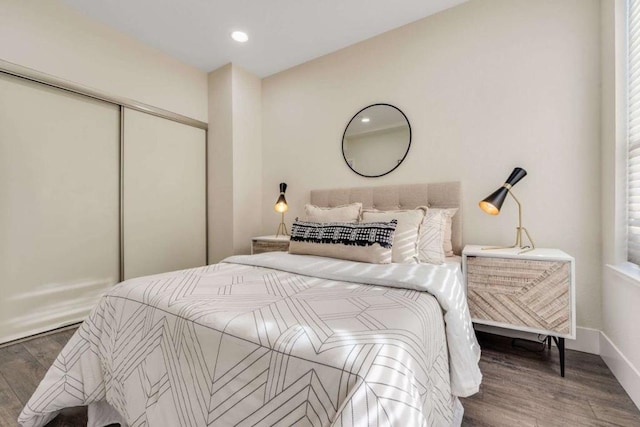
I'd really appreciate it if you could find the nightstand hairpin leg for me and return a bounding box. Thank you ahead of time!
[551,336,565,377]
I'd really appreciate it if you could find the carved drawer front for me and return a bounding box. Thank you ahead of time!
[466,256,571,334]
[252,240,289,254]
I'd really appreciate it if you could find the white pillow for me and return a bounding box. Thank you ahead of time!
[428,208,458,256]
[361,207,426,263]
[418,209,447,264]
[303,203,362,223]
[288,219,396,263]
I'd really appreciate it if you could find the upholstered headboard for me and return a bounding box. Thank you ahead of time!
[310,182,462,255]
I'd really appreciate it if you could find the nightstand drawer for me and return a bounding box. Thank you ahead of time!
[251,239,289,254]
[466,256,571,335]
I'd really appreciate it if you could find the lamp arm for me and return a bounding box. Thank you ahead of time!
[507,190,535,252]
[507,190,522,231]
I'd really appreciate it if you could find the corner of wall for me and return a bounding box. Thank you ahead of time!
[207,64,234,262]
[207,63,263,260]
[231,64,263,254]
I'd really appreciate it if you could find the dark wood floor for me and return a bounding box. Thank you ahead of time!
[1,329,638,426]
[461,332,640,427]
[0,327,84,427]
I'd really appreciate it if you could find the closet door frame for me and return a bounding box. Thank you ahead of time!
[0,58,209,284]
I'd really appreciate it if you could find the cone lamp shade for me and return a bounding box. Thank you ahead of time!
[478,187,508,215]
[479,168,527,215]
[275,183,288,213]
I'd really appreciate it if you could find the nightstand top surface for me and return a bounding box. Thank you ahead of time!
[463,244,573,261]
[252,235,290,242]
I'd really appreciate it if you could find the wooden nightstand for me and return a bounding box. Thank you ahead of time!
[251,235,290,254]
[462,245,575,376]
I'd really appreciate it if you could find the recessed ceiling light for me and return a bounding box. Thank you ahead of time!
[361,117,370,123]
[231,31,249,43]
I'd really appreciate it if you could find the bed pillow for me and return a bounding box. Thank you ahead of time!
[303,202,362,223]
[428,207,458,256]
[418,209,447,264]
[361,207,427,264]
[288,219,397,264]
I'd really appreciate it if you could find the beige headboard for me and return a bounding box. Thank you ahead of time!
[310,182,462,255]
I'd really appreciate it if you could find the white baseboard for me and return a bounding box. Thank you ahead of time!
[473,324,600,354]
[600,332,640,410]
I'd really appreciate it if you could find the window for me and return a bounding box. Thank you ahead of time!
[628,0,640,263]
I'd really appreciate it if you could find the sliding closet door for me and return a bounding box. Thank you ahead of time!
[123,108,206,279]
[0,73,120,343]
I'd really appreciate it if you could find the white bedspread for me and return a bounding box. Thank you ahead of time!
[227,252,482,397]
[19,253,481,427]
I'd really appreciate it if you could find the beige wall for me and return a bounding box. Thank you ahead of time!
[208,64,263,262]
[232,66,263,256]
[208,65,234,262]
[0,0,207,121]
[262,0,602,329]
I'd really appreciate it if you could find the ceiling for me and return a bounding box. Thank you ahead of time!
[60,0,467,78]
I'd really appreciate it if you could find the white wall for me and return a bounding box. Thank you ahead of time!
[208,64,262,262]
[602,270,640,407]
[601,0,640,409]
[0,0,207,121]
[262,0,602,329]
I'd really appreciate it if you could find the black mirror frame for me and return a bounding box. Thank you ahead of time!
[341,103,412,178]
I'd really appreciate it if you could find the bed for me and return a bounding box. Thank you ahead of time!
[18,183,481,427]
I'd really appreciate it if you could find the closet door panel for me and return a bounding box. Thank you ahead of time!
[0,73,120,343]
[123,108,206,279]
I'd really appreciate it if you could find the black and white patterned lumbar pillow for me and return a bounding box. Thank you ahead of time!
[290,219,397,248]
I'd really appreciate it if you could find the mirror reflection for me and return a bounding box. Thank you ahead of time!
[342,103,411,177]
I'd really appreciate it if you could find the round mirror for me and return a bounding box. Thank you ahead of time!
[342,103,411,178]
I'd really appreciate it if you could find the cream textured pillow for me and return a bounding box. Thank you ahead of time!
[361,207,426,263]
[418,209,447,264]
[428,208,458,256]
[303,203,362,223]
[288,219,397,264]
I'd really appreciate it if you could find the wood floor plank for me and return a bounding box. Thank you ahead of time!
[0,372,23,427]
[589,400,640,427]
[478,387,606,427]
[22,334,66,369]
[48,328,77,348]
[461,332,640,426]
[475,362,601,421]
[462,397,539,427]
[0,342,48,405]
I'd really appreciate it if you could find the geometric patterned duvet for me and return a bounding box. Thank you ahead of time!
[19,253,480,427]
